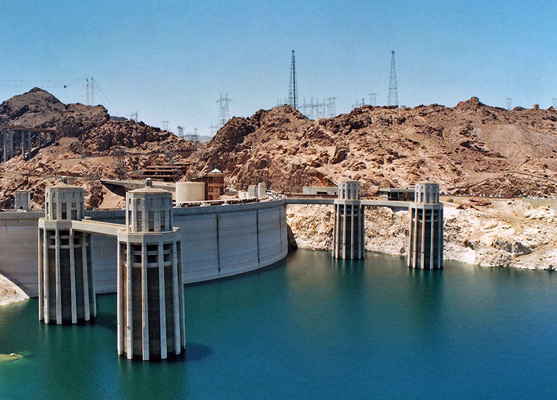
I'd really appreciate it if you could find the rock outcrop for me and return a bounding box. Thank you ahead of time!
[286,198,557,270]
[188,100,557,197]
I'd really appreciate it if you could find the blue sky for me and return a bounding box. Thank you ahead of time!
[0,0,555,136]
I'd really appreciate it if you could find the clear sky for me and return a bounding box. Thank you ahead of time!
[0,0,555,136]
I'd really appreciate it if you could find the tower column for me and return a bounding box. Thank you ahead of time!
[81,232,90,321]
[69,230,77,324]
[27,131,31,159]
[2,130,6,162]
[20,131,25,160]
[9,129,14,159]
[158,241,167,360]
[141,237,149,360]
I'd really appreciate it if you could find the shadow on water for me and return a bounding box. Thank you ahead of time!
[92,311,118,332]
[184,342,212,361]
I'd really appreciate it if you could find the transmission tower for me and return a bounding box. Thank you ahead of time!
[161,121,169,131]
[90,77,95,105]
[130,111,138,121]
[352,98,366,109]
[552,98,557,108]
[288,50,298,109]
[177,126,184,138]
[326,97,337,117]
[85,78,89,105]
[369,93,377,106]
[506,98,512,110]
[210,124,219,135]
[388,51,398,106]
[216,93,232,128]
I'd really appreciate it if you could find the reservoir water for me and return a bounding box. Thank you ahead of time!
[1,250,557,399]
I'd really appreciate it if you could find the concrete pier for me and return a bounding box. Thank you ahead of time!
[117,180,185,360]
[38,179,96,324]
[332,181,365,259]
[0,125,56,163]
[408,182,444,269]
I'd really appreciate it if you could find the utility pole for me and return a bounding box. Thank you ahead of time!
[288,50,298,109]
[388,51,398,106]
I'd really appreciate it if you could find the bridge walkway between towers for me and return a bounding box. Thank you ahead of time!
[285,197,411,209]
[70,219,123,237]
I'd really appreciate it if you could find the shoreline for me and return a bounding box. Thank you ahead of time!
[286,198,557,271]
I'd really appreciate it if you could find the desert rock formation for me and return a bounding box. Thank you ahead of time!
[189,99,557,197]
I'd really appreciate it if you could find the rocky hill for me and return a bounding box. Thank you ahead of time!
[0,88,556,209]
[0,88,193,208]
[188,100,557,197]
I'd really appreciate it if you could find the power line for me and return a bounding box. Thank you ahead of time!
[93,79,119,115]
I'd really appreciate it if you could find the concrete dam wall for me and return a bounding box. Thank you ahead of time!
[0,200,288,297]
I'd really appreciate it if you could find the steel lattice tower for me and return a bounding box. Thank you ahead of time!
[217,93,232,128]
[388,51,398,106]
[288,50,298,109]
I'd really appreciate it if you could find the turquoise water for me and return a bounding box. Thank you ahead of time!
[1,250,557,399]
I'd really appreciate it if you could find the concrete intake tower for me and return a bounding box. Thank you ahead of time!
[332,181,365,259]
[408,182,444,269]
[38,179,96,324]
[117,180,186,360]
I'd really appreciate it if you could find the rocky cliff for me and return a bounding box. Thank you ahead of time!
[188,99,557,197]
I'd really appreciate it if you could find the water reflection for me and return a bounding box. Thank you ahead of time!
[406,268,445,340]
